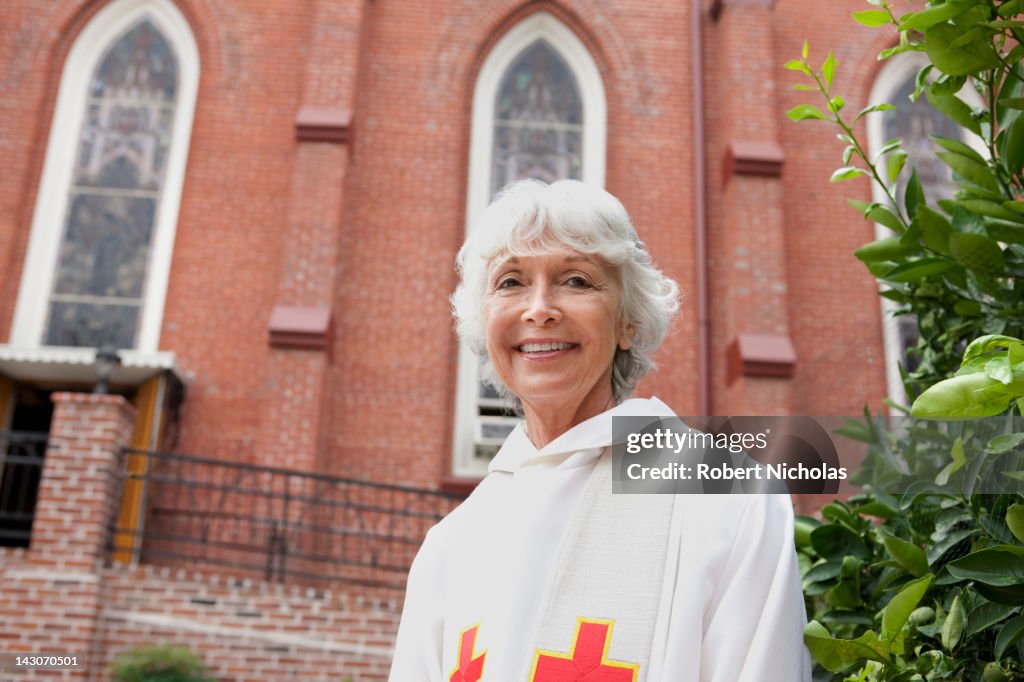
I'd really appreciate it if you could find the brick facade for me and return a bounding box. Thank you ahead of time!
[1,0,911,678]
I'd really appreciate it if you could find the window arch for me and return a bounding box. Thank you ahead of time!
[453,12,607,476]
[866,52,980,402]
[10,0,199,353]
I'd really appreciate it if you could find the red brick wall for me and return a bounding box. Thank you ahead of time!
[1,0,892,488]
[97,565,400,682]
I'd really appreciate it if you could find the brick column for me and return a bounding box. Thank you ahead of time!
[710,0,797,415]
[255,0,367,473]
[0,392,135,680]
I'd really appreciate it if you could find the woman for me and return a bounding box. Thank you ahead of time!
[389,180,810,681]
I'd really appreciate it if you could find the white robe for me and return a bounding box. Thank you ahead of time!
[389,397,812,681]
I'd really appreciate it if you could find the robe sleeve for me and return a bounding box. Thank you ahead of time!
[700,494,812,682]
[388,527,445,682]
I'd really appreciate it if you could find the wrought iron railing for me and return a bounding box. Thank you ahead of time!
[112,448,467,589]
[0,431,49,547]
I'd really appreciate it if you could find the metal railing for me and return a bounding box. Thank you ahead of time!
[0,431,49,547]
[113,448,466,589]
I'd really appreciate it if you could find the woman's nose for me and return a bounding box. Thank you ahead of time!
[522,284,561,325]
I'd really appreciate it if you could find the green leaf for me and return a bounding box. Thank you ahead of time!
[911,372,1024,419]
[949,233,1006,276]
[883,257,952,282]
[899,0,973,31]
[988,433,1024,455]
[905,167,924,219]
[802,39,808,60]
[998,0,1024,17]
[883,534,930,577]
[831,166,865,182]
[924,23,1003,76]
[803,560,842,585]
[829,95,845,113]
[811,524,871,561]
[919,205,952,253]
[853,9,892,26]
[959,199,1024,223]
[942,593,966,651]
[976,583,1024,606]
[823,51,836,88]
[1002,97,1024,110]
[804,622,887,673]
[868,205,905,232]
[966,601,1017,637]
[1005,116,1024,178]
[882,574,934,641]
[794,514,821,549]
[936,436,967,485]
[947,549,1024,586]
[1008,504,1024,544]
[937,152,1001,194]
[784,59,812,74]
[996,614,1024,659]
[926,89,982,135]
[854,103,896,123]
[787,104,830,122]
[930,134,986,164]
[842,145,855,165]
[887,150,908,183]
[855,237,918,262]
[963,335,1023,363]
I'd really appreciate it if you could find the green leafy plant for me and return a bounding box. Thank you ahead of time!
[788,0,1024,678]
[109,644,215,682]
[787,0,1024,401]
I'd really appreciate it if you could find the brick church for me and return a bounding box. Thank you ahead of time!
[0,0,947,679]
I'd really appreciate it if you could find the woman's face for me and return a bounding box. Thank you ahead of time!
[484,247,632,412]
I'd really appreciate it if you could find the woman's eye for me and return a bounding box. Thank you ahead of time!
[565,275,592,288]
[496,277,522,290]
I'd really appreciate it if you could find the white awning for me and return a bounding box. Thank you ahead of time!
[0,345,188,386]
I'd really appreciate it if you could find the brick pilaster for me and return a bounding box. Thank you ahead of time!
[710,0,796,415]
[0,392,136,680]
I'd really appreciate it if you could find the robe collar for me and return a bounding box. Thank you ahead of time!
[488,396,676,473]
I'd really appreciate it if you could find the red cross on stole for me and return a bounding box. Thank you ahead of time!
[449,624,486,682]
[529,618,639,682]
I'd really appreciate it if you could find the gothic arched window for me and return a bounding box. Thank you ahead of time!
[491,40,584,193]
[11,0,198,353]
[453,13,606,477]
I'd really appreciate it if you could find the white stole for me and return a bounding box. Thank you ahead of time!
[523,448,676,681]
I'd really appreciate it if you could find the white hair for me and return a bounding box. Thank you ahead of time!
[452,179,681,404]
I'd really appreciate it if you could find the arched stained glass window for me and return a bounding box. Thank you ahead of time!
[881,76,961,209]
[454,13,606,477]
[44,21,178,349]
[491,40,583,194]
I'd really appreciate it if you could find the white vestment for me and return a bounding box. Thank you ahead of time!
[388,397,812,681]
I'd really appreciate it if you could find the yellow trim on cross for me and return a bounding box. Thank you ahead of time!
[449,622,487,682]
[529,617,639,681]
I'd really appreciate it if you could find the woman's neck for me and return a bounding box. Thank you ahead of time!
[520,391,617,450]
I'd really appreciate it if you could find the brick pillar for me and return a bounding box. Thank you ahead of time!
[0,392,135,680]
[255,0,367,473]
[710,0,797,415]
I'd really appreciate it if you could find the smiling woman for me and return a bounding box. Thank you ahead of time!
[389,180,811,681]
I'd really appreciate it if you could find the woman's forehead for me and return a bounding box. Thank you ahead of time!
[487,247,604,270]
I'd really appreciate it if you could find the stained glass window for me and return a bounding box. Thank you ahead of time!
[471,40,587,459]
[44,20,178,349]
[491,40,583,195]
[882,77,961,207]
